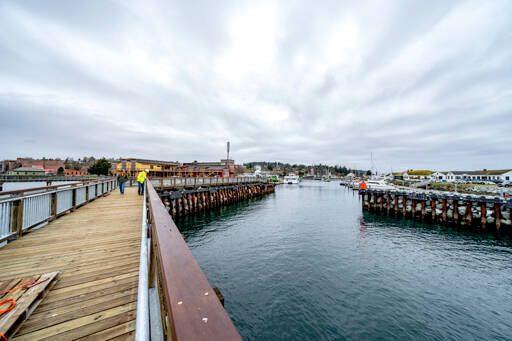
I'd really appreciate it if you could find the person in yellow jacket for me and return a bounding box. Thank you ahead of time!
[137,169,147,195]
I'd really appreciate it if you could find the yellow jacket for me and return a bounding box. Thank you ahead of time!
[137,171,147,183]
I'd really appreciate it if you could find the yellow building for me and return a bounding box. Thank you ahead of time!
[114,158,180,177]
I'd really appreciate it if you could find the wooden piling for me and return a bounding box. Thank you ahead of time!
[453,200,459,224]
[494,203,501,232]
[187,194,192,214]
[431,199,436,222]
[169,198,175,219]
[442,199,447,223]
[466,202,472,226]
[181,195,187,215]
[481,203,486,228]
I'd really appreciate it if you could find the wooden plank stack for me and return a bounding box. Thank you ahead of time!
[0,272,59,339]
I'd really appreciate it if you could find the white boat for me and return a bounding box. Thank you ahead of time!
[284,174,300,184]
[362,179,396,190]
[348,180,361,189]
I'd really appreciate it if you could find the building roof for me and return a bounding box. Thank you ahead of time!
[448,169,512,175]
[10,167,45,172]
[406,170,434,176]
[485,169,512,175]
[119,158,180,166]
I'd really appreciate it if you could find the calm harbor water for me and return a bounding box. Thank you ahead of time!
[177,181,512,341]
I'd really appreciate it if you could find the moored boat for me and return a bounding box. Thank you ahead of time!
[284,174,300,184]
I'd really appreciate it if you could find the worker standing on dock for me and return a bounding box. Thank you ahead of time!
[117,170,128,195]
[137,169,147,195]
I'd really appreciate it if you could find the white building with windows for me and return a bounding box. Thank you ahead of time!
[445,169,512,182]
[392,169,512,183]
[429,172,447,181]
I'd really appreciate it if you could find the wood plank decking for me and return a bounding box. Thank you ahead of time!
[0,186,142,340]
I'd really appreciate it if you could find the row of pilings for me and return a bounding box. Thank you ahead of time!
[360,189,512,233]
[158,184,275,219]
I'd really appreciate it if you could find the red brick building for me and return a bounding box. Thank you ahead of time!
[17,158,65,173]
[174,160,235,177]
[64,169,88,176]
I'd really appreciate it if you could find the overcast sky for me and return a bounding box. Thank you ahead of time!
[1,0,511,171]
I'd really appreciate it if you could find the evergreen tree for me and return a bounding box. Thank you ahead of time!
[88,158,111,175]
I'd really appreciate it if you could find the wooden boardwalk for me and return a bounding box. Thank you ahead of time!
[0,187,142,340]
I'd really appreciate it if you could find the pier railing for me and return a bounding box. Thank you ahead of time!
[149,176,270,188]
[0,175,105,182]
[0,179,116,246]
[139,180,242,340]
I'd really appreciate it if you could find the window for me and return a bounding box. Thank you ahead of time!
[506,176,510,180]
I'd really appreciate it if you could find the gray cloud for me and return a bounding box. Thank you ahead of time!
[1,0,511,171]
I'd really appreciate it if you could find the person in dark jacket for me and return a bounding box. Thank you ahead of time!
[117,170,129,194]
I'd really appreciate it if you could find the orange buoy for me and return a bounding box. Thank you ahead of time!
[359,181,368,189]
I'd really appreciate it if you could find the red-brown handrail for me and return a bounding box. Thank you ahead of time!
[146,181,242,340]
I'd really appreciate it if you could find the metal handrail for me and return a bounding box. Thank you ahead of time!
[0,178,114,198]
[148,176,272,187]
[143,180,242,340]
[135,182,150,340]
[0,179,116,246]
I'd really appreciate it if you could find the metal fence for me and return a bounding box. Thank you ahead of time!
[0,179,116,247]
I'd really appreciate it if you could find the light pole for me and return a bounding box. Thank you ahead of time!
[226,141,230,177]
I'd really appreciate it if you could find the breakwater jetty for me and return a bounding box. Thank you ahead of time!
[152,177,275,219]
[360,188,512,233]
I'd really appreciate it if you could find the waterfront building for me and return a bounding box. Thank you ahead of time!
[114,158,180,177]
[175,159,236,177]
[112,158,236,177]
[392,170,434,180]
[64,169,88,176]
[392,169,512,182]
[430,172,447,181]
[0,160,18,173]
[17,158,65,173]
[0,158,65,174]
[445,169,512,182]
[7,166,47,176]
